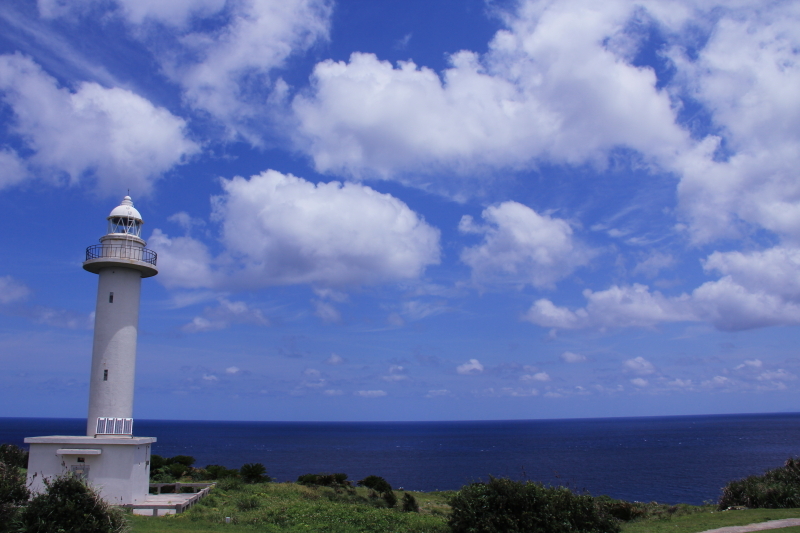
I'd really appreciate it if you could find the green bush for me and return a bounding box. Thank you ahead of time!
[240,463,269,484]
[0,461,30,533]
[19,474,128,533]
[382,490,398,508]
[216,477,243,491]
[167,455,195,468]
[402,492,420,513]
[189,467,208,481]
[357,475,396,508]
[448,477,620,533]
[594,496,648,522]
[297,473,350,487]
[148,455,196,481]
[167,463,189,479]
[719,457,800,509]
[150,467,176,484]
[205,464,239,480]
[235,494,261,511]
[149,454,166,472]
[0,445,28,469]
[358,475,393,494]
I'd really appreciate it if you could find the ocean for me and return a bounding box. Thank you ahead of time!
[2,413,798,505]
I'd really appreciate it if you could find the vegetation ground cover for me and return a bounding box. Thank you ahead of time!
[5,445,800,533]
[620,508,800,533]
[128,480,800,533]
[130,482,452,533]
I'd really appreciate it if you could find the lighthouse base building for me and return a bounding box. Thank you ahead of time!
[25,196,160,508]
[25,435,156,505]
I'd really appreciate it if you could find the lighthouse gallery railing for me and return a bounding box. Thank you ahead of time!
[85,244,157,266]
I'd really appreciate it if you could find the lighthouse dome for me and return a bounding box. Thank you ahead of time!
[108,195,143,222]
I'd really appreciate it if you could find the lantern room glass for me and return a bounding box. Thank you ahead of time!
[107,216,142,237]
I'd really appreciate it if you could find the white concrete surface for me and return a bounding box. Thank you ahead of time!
[130,492,212,516]
[86,264,142,436]
[25,436,156,505]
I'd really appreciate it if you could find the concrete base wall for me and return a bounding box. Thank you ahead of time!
[25,435,156,505]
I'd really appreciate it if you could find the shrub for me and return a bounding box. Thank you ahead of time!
[235,495,261,511]
[594,497,647,522]
[402,492,420,513]
[168,463,189,479]
[150,467,176,484]
[240,463,269,484]
[0,461,29,533]
[149,454,166,472]
[19,473,128,533]
[358,475,393,495]
[297,473,350,487]
[216,477,243,491]
[448,477,620,533]
[719,457,800,509]
[357,475,396,508]
[190,467,209,481]
[149,455,195,481]
[168,455,196,468]
[0,444,28,469]
[205,465,239,480]
[382,490,398,508]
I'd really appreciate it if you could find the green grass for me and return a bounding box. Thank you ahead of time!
[621,508,800,533]
[130,482,452,533]
[128,481,800,533]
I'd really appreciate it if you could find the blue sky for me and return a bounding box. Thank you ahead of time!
[1,0,800,422]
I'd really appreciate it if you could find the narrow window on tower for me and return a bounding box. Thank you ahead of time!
[109,292,114,303]
[103,369,108,381]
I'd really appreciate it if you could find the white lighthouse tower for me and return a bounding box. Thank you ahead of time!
[26,196,158,506]
[83,195,158,436]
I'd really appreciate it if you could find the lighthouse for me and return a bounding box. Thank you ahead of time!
[83,195,158,436]
[25,196,158,506]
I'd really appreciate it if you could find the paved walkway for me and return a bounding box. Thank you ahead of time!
[700,519,800,533]
[131,493,199,516]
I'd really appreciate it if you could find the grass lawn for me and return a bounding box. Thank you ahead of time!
[129,482,452,533]
[622,508,800,533]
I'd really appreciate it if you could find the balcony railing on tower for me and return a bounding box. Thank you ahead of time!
[85,244,157,266]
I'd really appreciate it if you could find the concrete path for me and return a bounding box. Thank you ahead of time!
[700,519,800,533]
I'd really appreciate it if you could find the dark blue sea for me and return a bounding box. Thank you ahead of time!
[2,413,798,505]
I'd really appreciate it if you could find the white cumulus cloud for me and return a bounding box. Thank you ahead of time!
[460,201,592,288]
[0,276,30,304]
[735,359,763,370]
[560,351,586,363]
[0,53,198,195]
[211,170,440,287]
[456,359,484,375]
[39,0,332,140]
[524,245,800,332]
[624,357,655,375]
[292,0,686,185]
[325,353,343,365]
[668,3,800,244]
[151,170,440,290]
[181,299,269,332]
[355,390,387,398]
